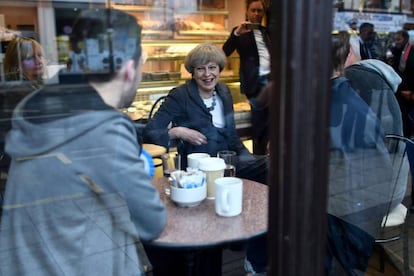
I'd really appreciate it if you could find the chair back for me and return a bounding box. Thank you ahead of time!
[344,61,403,137]
[328,134,407,238]
[148,95,167,120]
[381,134,410,227]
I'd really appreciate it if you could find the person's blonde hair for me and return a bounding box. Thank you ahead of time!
[3,37,44,82]
[184,43,226,74]
[332,31,350,75]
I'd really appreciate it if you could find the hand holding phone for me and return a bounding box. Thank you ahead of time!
[245,23,260,30]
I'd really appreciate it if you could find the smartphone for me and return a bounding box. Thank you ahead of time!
[245,23,260,30]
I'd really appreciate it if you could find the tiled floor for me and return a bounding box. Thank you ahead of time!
[375,195,413,276]
[220,140,414,275]
[221,212,414,276]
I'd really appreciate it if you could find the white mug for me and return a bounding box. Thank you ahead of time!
[187,153,210,169]
[214,177,243,217]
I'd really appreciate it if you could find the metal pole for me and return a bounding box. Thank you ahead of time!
[267,0,332,275]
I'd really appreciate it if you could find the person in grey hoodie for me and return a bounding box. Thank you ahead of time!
[0,9,166,275]
[345,59,403,137]
[344,44,408,213]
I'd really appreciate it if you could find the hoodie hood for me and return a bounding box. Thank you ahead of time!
[5,84,121,158]
[356,59,402,93]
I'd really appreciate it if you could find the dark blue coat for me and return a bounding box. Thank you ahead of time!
[143,79,252,168]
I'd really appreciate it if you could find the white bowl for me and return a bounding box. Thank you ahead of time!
[170,185,206,207]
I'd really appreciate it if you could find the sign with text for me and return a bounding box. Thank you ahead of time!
[333,11,406,32]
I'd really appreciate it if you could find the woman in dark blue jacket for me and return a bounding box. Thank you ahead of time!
[143,43,267,184]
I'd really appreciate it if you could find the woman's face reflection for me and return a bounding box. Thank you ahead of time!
[21,44,45,81]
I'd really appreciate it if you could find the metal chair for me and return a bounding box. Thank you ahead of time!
[148,95,167,120]
[375,134,410,275]
[144,95,168,172]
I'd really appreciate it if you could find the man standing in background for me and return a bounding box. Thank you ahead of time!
[389,30,414,212]
[223,0,271,156]
[359,22,378,60]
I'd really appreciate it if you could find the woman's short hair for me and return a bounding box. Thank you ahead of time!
[184,43,227,74]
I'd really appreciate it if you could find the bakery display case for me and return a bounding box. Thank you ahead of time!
[112,0,251,135]
[0,27,21,82]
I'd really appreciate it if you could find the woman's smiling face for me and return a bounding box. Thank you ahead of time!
[193,62,220,93]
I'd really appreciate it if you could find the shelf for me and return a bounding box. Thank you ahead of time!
[142,39,225,44]
[146,55,186,62]
[175,9,229,15]
[142,31,229,40]
[111,4,168,13]
[114,3,230,41]
[138,76,239,90]
[142,30,173,37]
[112,4,228,15]
[139,80,182,89]
[176,30,229,37]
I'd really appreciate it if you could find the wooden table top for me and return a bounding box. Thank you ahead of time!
[150,177,268,249]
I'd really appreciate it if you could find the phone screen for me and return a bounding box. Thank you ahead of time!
[246,23,260,30]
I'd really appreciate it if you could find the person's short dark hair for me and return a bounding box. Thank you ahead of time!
[396,29,409,41]
[67,8,142,82]
[246,0,266,11]
[359,22,374,33]
[347,18,358,29]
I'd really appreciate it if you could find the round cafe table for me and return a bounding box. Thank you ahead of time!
[144,177,268,275]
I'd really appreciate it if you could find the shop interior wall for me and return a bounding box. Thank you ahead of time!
[0,7,38,39]
[227,0,244,29]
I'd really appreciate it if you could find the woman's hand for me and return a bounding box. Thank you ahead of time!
[168,127,207,146]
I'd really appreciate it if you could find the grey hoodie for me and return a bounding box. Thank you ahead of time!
[356,59,402,93]
[345,59,403,137]
[0,84,166,275]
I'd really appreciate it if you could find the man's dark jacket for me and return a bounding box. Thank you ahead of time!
[223,26,270,98]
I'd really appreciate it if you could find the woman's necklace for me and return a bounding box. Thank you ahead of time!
[205,91,217,111]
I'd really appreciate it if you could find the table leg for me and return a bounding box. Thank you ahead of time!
[185,250,195,275]
[143,244,223,276]
[185,247,222,276]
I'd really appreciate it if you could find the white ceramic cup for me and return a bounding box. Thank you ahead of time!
[214,177,243,217]
[187,153,210,169]
[198,157,226,199]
